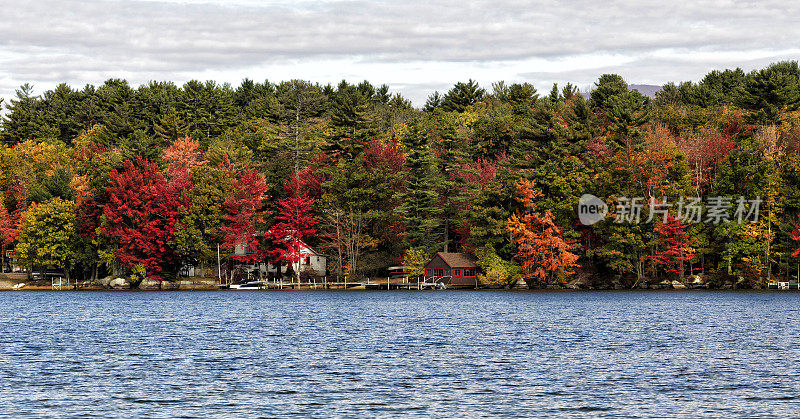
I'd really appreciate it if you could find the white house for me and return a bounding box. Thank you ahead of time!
[233,240,327,278]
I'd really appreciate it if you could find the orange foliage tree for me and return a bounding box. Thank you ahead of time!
[614,124,690,198]
[163,136,208,176]
[507,179,579,285]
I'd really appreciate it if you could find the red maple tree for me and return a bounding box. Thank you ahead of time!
[507,179,579,285]
[0,203,20,271]
[363,139,405,173]
[100,157,188,280]
[455,157,499,188]
[218,167,268,262]
[362,139,407,244]
[791,214,800,258]
[453,157,500,246]
[651,215,697,280]
[0,179,29,269]
[74,144,110,243]
[0,202,22,246]
[264,176,317,275]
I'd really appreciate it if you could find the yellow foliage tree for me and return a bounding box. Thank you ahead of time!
[15,198,79,280]
[402,247,429,279]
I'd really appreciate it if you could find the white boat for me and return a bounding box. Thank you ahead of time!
[228,280,264,290]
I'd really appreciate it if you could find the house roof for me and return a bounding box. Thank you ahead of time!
[234,236,325,258]
[300,242,325,257]
[431,252,477,268]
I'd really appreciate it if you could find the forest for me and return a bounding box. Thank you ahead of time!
[1,61,800,288]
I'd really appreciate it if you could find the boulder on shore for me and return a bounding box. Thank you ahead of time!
[161,281,180,290]
[95,276,114,288]
[567,276,592,289]
[652,280,671,289]
[511,279,527,289]
[138,278,179,290]
[109,277,130,289]
[139,278,161,290]
[671,280,687,290]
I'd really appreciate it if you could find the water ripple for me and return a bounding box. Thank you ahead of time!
[1,291,799,417]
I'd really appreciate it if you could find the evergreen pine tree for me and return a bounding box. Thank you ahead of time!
[441,79,485,112]
[1,84,44,144]
[395,125,443,252]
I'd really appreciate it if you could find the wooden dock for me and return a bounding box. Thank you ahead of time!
[267,280,442,290]
[767,281,800,290]
[218,277,448,290]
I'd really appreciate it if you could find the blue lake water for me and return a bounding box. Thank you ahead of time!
[1,290,799,417]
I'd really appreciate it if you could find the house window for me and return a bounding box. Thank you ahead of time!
[463,268,476,277]
[305,257,310,265]
[426,268,433,276]
[434,268,444,277]
[454,269,461,277]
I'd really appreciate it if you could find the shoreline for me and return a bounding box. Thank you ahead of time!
[0,274,790,292]
[1,285,792,292]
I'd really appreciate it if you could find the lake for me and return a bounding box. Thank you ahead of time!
[1,290,799,417]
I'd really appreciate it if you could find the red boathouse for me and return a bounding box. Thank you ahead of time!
[423,252,479,288]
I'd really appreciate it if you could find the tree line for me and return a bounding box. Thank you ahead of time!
[1,63,800,288]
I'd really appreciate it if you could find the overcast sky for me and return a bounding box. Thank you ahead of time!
[2,0,800,106]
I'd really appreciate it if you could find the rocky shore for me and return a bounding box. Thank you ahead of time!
[0,273,780,291]
[561,273,769,290]
[0,273,219,291]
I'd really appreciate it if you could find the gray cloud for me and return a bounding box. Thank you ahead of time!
[519,52,800,91]
[1,0,800,105]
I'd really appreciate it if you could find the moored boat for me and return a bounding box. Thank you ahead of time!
[228,280,264,290]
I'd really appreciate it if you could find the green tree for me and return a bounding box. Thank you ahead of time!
[606,90,650,148]
[154,110,189,142]
[424,91,443,112]
[178,80,237,143]
[327,80,371,158]
[276,80,325,174]
[1,84,43,144]
[16,198,79,281]
[590,74,629,110]
[28,167,74,204]
[475,243,521,288]
[738,61,800,124]
[490,81,539,112]
[441,79,485,113]
[172,164,231,271]
[395,125,444,253]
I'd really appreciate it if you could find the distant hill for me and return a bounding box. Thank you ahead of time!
[629,84,662,98]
